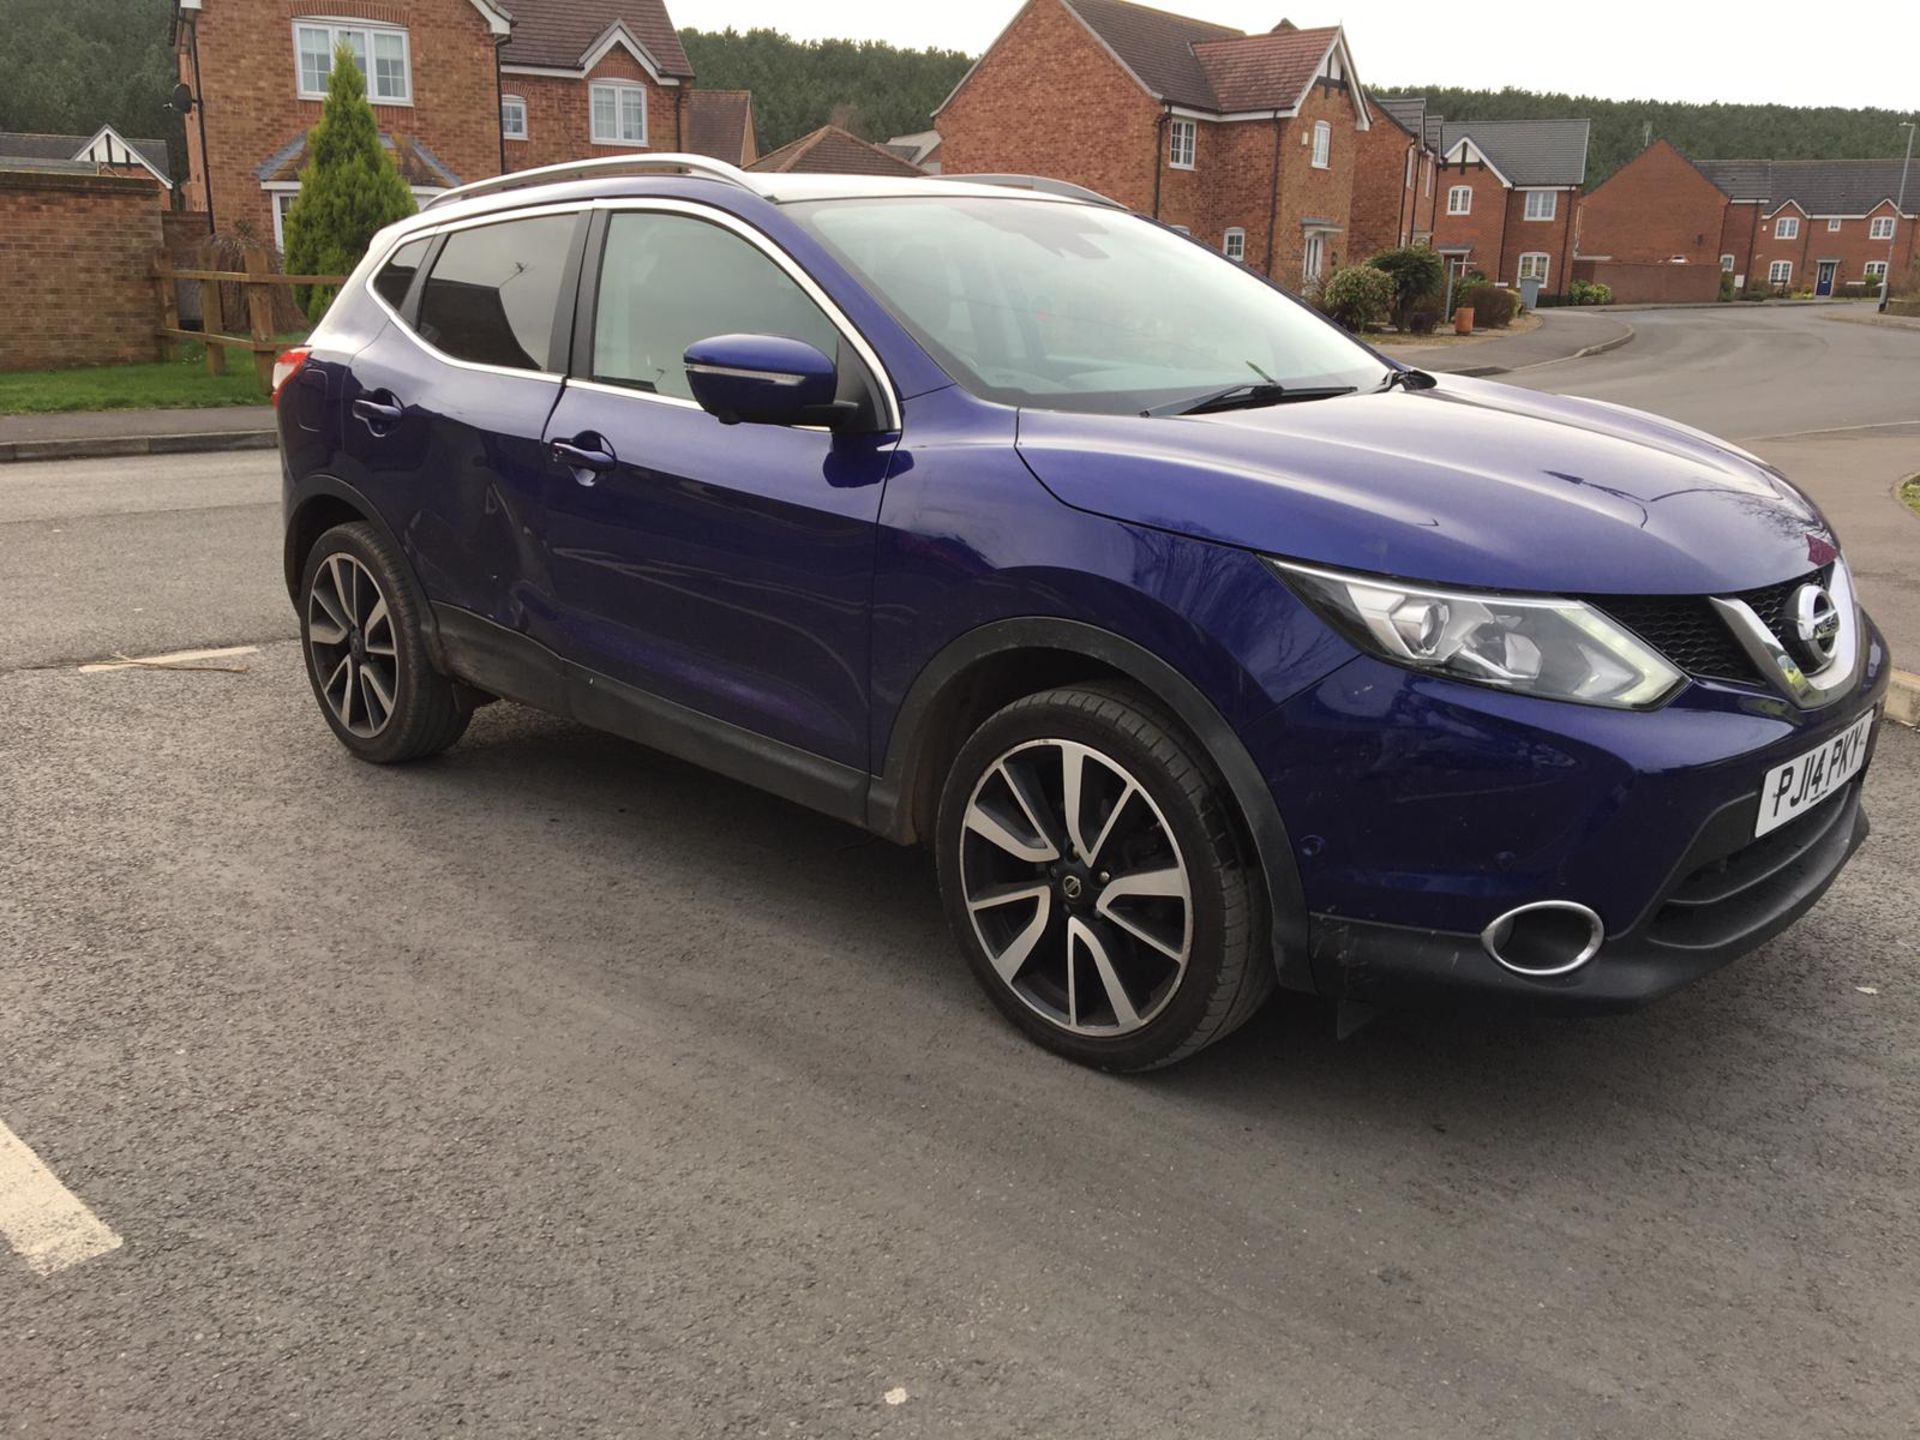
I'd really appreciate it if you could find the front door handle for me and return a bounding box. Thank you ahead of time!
[352,393,404,433]
[552,435,617,485]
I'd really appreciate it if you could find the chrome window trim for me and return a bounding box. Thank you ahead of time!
[587,197,903,433]
[1709,559,1863,710]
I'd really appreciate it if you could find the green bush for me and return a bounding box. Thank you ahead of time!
[1449,270,1491,318]
[1718,271,1737,302]
[1406,306,1441,334]
[1567,279,1613,306]
[1470,285,1517,328]
[283,44,418,322]
[1319,264,1397,332]
[1365,245,1445,329]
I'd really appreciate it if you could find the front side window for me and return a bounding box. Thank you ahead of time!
[1870,216,1896,240]
[796,197,1381,414]
[502,95,528,141]
[1523,190,1557,221]
[1169,119,1196,170]
[1223,228,1246,262]
[1311,122,1331,169]
[591,82,649,146]
[592,211,841,402]
[1769,259,1792,284]
[1448,185,1471,215]
[1775,216,1799,239]
[295,20,410,104]
[1516,252,1549,282]
[416,215,577,371]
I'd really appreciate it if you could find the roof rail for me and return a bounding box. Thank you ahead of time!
[936,173,1127,209]
[424,154,758,211]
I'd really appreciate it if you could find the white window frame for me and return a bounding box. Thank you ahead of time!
[1516,252,1550,282]
[1223,227,1246,262]
[1826,217,1843,232]
[1720,254,1735,272]
[1303,231,1325,283]
[1424,159,1433,197]
[1522,189,1557,222]
[1404,149,1414,188]
[590,81,649,147]
[502,94,528,141]
[1447,185,1472,216]
[1311,121,1331,170]
[1864,260,1889,280]
[293,20,412,105]
[1769,259,1793,285]
[1169,119,1196,171]
[1775,216,1800,240]
[1869,215,1896,240]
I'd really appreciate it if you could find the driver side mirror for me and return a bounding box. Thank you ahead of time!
[684,334,855,430]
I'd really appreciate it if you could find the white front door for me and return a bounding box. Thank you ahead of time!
[1303,232,1325,285]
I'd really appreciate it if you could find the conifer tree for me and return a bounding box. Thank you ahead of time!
[283,45,416,322]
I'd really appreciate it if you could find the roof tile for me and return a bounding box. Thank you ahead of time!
[748,126,925,177]
[501,0,693,77]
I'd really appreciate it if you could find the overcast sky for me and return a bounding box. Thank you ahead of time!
[686,1,1919,112]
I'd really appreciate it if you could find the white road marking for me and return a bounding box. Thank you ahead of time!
[1736,419,1920,442]
[79,645,259,674]
[0,1119,122,1276]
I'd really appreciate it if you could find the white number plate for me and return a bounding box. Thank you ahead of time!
[1755,712,1873,837]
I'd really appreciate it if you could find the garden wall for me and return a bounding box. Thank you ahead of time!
[1571,257,1720,306]
[0,171,166,371]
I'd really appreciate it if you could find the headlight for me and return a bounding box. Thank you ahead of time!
[1270,559,1684,709]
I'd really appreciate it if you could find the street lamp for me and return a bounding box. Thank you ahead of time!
[1880,119,1916,313]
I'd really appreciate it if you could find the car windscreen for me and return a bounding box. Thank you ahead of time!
[789,196,1384,415]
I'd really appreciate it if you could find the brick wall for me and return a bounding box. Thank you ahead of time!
[506,50,685,173]
[1431,162,1507,274]
[1572,257,1720,305]
[0,172,166,371]
[937,0,1163,214]
[1720,204,1762,286]
[180,0,504,240]
[1499,186,1578,294]
[1350,119,1417,260]
[1747,201,1919,293]
[1577,141,1724,267]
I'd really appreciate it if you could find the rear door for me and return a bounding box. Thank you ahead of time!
[338,207,586,631]
[534,203,900,770]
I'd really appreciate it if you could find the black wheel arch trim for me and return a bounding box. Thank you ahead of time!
[283,473,449,672]
[869,617,1315,994]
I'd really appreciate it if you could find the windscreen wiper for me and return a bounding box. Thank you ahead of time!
[1143,381,1357,418]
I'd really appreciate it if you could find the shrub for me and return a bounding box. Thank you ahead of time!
[1470,285,1517,328]
[1406,307,1440,334]
[1366,245,1445,329]
[1568,279,1613,306]
[1449,270,1490,317]
[1319,264,1396,332]
[283,44,418,322]
[1718,271,1737,302]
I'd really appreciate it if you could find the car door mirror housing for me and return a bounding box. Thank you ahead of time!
[684,334,853,429]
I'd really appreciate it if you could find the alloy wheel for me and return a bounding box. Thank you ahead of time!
[959,739,1193,1036]
[306,553,399,739]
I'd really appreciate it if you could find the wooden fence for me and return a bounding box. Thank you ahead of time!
[151,250,348,386]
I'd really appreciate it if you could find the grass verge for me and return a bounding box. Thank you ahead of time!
[0,348,268,415]
[1900,475,1920,520]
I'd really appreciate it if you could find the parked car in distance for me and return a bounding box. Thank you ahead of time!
[275,156,1889,1070]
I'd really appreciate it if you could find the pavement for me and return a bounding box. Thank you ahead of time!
[0,405,275,463]
[1376,305,1635,376]
[3,305,1920,1439]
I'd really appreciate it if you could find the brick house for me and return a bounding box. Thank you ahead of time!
[170,0,703,248]
[934,0,1373,289]
[683,90,759,168]
[749,126,925,177]
[0,128,175,194]
[1417,116,1589,295]
[1349,94,1438,259]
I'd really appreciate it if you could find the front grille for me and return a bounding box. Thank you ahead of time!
[1585,566,1829,687]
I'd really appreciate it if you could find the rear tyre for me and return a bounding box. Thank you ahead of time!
[299,522,471,764]
[936,683,1270,1071]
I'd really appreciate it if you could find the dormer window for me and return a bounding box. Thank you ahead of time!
[590,82,649,147]
[295,20,411,105]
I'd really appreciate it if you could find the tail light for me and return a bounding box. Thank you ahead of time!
[271,347,312,407]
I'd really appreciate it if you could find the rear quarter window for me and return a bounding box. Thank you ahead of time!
[416,215,577,372]
[371,238,431,310]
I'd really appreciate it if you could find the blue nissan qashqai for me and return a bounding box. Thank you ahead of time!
[275,157,1888,1070]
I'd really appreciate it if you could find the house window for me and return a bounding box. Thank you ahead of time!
[1311,121,1331,169]
[295,21,411,104]
[272,191,297,250]
[1516,252,1549,282]
[1827,217,1843,232]
[1303,232,1325,283]
[1720,254,1735,272]
[1169,119,1196,170]
[1404,150,1414,188]
[591,82,649,146]
[1864,260,1889,280]
[1769,259,1792,284]
[1775,216,1800,240]
[1424,160,1433,197]
[1870,216,1896,240]
[502,95,528,141]
[1223,227,1246,262]
[1523,190,1557,221]
[1447,185,1471,216]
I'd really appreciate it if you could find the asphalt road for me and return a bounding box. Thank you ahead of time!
[3,309,1918,1438]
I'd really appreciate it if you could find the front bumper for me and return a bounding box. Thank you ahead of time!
[1248,617,1890,1013]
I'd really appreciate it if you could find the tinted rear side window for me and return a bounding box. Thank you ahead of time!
[417,215,575,371]
[372,238,431,310]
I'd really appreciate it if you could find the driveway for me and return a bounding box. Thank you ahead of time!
[3,308,1917,1439]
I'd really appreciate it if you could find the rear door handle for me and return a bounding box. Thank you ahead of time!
[352,394,404,432]
[552,436,617,485]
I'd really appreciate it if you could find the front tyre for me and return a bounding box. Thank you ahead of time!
[937,683,1270,1071]
[299,522,471,764]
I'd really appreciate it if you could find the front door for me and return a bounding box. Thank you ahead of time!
[1816,260,1838,297]
[535,205,899,771]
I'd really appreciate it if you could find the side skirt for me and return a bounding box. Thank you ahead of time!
[433,606,871,829]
